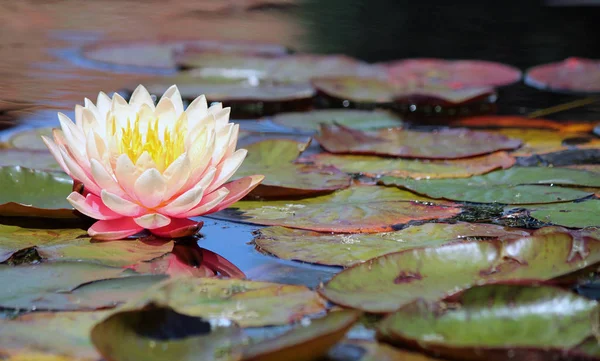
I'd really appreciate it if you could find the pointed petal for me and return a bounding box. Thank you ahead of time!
[135,151,157,172]
[150,218,203,238]
[42,136,69,174]
[207,149,247,193]
[186,94,208,128]
[114,154,138,197]
[88,218,143,240]
[101,189,144,217]
[158,185,204,216]
[129,85,155,111]
[67,192,121,220]
[58,146,101,195]
[134,168,167,208]
[181,188,229,217]
[210,175,264,213]
[155,97,177,134]
[162,153,191,201]
[211,123,234,165]
[213,107,231,130]
[90,159,123,196]
[161,85,184,115]
[134,213,171,229]
[96,92,112,119]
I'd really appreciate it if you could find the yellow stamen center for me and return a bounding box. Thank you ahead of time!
[116,113,187,172]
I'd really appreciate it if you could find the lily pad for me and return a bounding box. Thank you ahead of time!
[255,223,531,267]
[0,149,63,172]
[319,227,600,312]
[492,128,600,156]
[243,310,360,361]
[380,167,599,204]
[303,151,515,179]
[513,199,600,228]
[122,277,327,327]
[6,127,53,150]
[525,57,600,93]
[0,166,74,218]
[0,310,109,360]
[91,306,245,361]
[235,139,351,197]
[0,261,133,310]
[316,124,521,159]
[451,116,597,132]
[0,225,174,266]
[327,340,443,361]
[220,185,461,233]
[312,77,395,104]
[268,55,385,83]
[270,109,403,132]
[379,285,599,360]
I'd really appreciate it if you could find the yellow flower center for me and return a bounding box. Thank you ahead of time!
[116,113,187,172]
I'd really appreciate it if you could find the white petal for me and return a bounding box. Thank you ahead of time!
[161,85,184,116]
[133,213,171,229]
[211,123,234,165]
[129,85,155,111]
[90,159,123,196]
[101,189,144,217]
[207,149,247,193]
[155,97,177,134]
[158,185,204,216]
[58,146,101,195]
[213,107,231,130]
[42,136,69,174]
[162,153,191,201]
[80,107,100,136]
[181,188,229,217]
[114,154,138,197]
[135,152,157,172]
[96,92,112,119]
[185,94,208,128]
[134,168,167,208]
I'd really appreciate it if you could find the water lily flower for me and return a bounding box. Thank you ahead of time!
[42,85,263,240]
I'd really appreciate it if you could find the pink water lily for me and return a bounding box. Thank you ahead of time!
[43,85,263,240]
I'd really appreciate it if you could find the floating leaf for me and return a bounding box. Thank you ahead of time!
[381,167,599,204]
[122,277,326,327]
[0,166,74,218]
[235,139,351,197]
[270,109,402,132]
[6,127,53,150]
[525,57,600,93]
[303,151,515,179]
[513,199,600,228]
[312,77,395,103]
[91,306,245,361]
[492,128,600,156]
[0,262,133,310]
[255,223,530,267]
[384,58,522,89]
[451,115,596,132]
[379,285,599,360]
[0,310,109,360]
[243,310,360,361]
[0,225,174,266]
[320,227,600,312]
[0,149,63,172]
[316,124,521,159]
[221,186,460,233]
[327,340,442,361]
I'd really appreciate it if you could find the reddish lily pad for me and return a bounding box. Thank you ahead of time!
[319,227,600,313]
[6,127,54,150]
[91,306,245,361]
[234,139,351,197]
[221,185,461,233]
[268,55,384,83]
[303,151,515,179]
[379,285,599,361]
[512,199,600,228]
[0,166,75,218]
[381,167,599,204]
[315,124,521,159]
[525,57,600,93]
[243,310,360,361]
[0,149,63,172]
[0,310,109,360]
[255,223,531,267]
[451,116,597,132]
[122,277,327,327]
[270,109,403,132]
[384,58,522,89]
[492,128,600,157]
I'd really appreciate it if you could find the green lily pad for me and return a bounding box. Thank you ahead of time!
[6,127,53,150]
[122,277,327,327]
[220,185,461,233]
[512,199,600,228]
[270,109,403,132]
[0,261,133,310]
[0,310,109,360]
[0,149,62,172]
[234,139,351,197]
[303,151,515,179]
[0,225,174,266]
[319,227,600,313]
[243,310,360,361]
[0,166,74,218]
[316,124,521,159]
[381,167,599,204]
[91,306,245,361]
[379,285,599,360]
[255,223,531,267]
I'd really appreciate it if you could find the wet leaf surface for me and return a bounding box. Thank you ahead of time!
[312,77,395,103]
[91,306,245,361]
[270,109,403,132]
[379,285,599,361]
[492,128,600,156]
[0,310,109,360]
[0,166,74,218]
[220,185,461,233]
[303,151,515,179]
[122,277,327,327]
[5,127,54,150]
[525,57,600,93]
[451,116,597,132]
[243,310,360,361]
[234,139,351,196]
[0,149,63,172]
[320,227,600,312]
[316,124,521,159]
[381,167,599,204]
[327,340,446,361]
[512,199,600,228]
[255,223,531,267]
